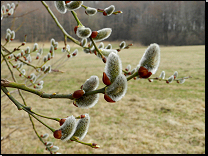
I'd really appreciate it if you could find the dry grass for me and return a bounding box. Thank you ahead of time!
[1,42,205,154]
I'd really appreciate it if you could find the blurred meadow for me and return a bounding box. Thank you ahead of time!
[1,41,205,154]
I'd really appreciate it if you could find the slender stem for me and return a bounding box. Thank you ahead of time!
[1,86,55,132]
[127,71,138,81]
[1,80,106,99]
[28,115,53,154]
[30,110,60,122]
[70,136,99,148]
[89,37,103,58]
[71,11,83,26]
[1,86,23,110]
[41,1,80,45]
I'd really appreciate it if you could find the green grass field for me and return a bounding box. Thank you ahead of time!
[1,42,205,154]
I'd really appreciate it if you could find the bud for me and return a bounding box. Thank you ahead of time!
[104,94,115,103]
[82,75,99,92]
[71,114,90,141]
[105,74,127,102]
[92,28,112,42]
[45,142,53,147]
[119,41,126,49]
[137,43,160,75]
[92,143,100,149]
[51,38,55,45]
[50,146,59,152]
[38,48,43,56]
[105,52,122,83]
[103,5,115,16]
[20,69,26,77]
[41,133,49,139]
[32,43,38,51]
[5,33,11,42]
[54,1,67,14]
[178,78,185,84]
[41,65,46,71]
[45,65,51,74]
[17,62,23,69]
[76,26,92,39]
[166,75,174,83]
[85,7,97,16]
[90,31,98,38]
[159,71,165,79]
[49,45,54,53]
[36,53,40,60]
[102,56,106,63]
[173,71,178,79]
[59,115,77,141]
[65,1,83,11]
[80,38,87,47]
[59,118,66,126]
[8,8,14,16]
[54,129,62,139]
[83,48,90,54]
[138,66,152,78]
[43,56,47,63]
[6,4,11,11]
[73,93,99,109]
[25,46,30,54]
[37,80,44,86]
[16,53,21,59]
[2,5,6,14]
[72,90,85,99]
[72,49,78,57]
[98,42,104,49]
[10,30,15,41]
[11,3,15,9]
[98,48,117,58]
[54,42,58,50]
[102,72,111,86]
[47,53,51,60]
[125,64,131,71]
[105,44,112,49]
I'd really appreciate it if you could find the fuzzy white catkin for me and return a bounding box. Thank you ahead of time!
[98,48,117,58]
[71,114,90,141]
[105,74,127,102]
[104,5,115,16]
[65,1,83,11]
[138,43,160,74]
[159,71,165,79]
[76,26,92,39]
[74,94,99,109]
[82,76,99,92]
[60,115,77,141]
[86,7,97,16]
[93,28,112,42]
[54,1,67,14]
[105,52,122,83]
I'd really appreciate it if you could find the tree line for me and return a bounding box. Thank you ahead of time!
[1,1,205,46]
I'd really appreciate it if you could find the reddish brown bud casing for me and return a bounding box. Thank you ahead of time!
[102,56,106,63]
[72,90,85,99]
[80,114,85,118]
[53,129,62,139]
[102,72,111,86]
[103,11,107,16]
[73,101,78,107]
[104,94,115,103]
[91,31,98,38]
[59,118,66,126]
[74,26,78,34]
[65,1,71,4]
[138,66,152,78]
